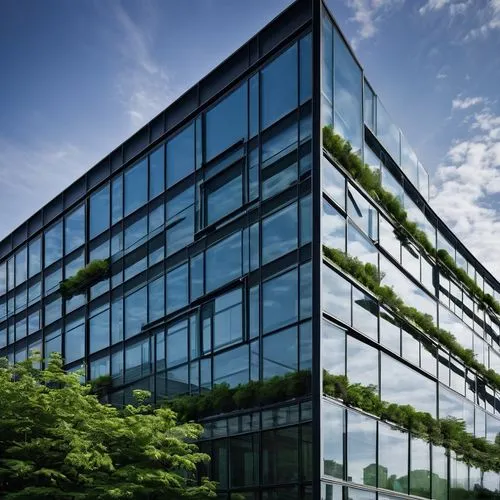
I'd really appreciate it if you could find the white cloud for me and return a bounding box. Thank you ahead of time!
[451,95,485,110]
[436,69,448,79]
[0,138,91,239]
[111,2,175,129]
[431,106,500,277]
[419,0,471,15]
[347,0,404,44]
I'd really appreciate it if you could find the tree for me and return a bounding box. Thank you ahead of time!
[0,354,216,499]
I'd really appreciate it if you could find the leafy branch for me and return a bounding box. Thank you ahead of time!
[59,259,110,300]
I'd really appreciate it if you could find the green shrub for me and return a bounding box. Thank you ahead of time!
[323,371,500,473]
[59,259,110,299]
[323,245,500,392]
[323,125,500,315]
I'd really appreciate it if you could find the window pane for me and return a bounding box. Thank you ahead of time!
[205,164,243,225]
[214,288,242,350]
[322,157,345,209]
[213,344,248,387]
[124,159,147,215]
[323,199,345,251]
[28,238,41,278]
[149,144,165,198]
[261,44,298,129]
[379,421,408,492]
[263,269,298,334]
[300,33,312,103]
[205,84,247,161]
[44,297,61,325]
[124,286,147,339]
[111,174,123,224]
[262,427,299,484]
[347,410,377,486]
[334,29,362,153]
[323,401,344,478]
[166,263,188,314]
[15,247,27,286]
[262,202,298,264]
[89,309,110,354]
[167,320,188,367]
[45,221,63,267]
[90,185,110,239]
[323,265,351,325]
[148,275,164,322]
[206,232,242,293]
[166,186,194,256]
[263,326,297,379]
[166,124,194,188]
[230,434,259,487]
[65,324,85,363]
[190,253,204,301]
[65,205,85,254]
[125,338,150,383]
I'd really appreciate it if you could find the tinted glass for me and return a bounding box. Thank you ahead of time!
[149,144,165,198]
[166,263,188,314]
[262,269,298,334]
[166,124,194,187]
[124,286,147,339]
[89,309,110,354]
[323,199,345,250]
[65,205,85,254]
[261,44,298,129]
[167,320,188,367]
[263,326,297,379]
[323,401,344,478]
[347,410,377,486]
[323,265,351,325]
[206,232,242,293]
[166,187,194,256]
[205,84,247,161]
[45,221,63,267]
[90,185,110,239]
[214,288,242,349]
[28,238,41,278]
[124,159,147,215]
[65,323,85,363]
[262,202,298,264]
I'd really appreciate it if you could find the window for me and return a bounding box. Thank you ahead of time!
[213,288,243,350]
[0,262,6,295]
[124,159,148,216]
[206,232,242,293]
[44,221,63,267]
[347,223,377,267]
[124,214,147,251]
[323,401,344,478]
[261,44,298,129]
[89,309,110,354]
[323,265,351,326]
[377,101,401,164]
[65,323,85,363]
[44,265,62,295]
[124,286,147,339]
[148,276,164,322]
[205,162,243,225]
[300,194,312,246]
[167,319,188,367]
[205,84,247,161]
[263,268,298,334]
[333,30,362,153]
[90,355,110,380]
[190,253,204,301]
[65,250,85,279]
[112,174,123,224]
[261,118,298,200]
[65,205,85,254]
[322,157,345,209]
[15,247,27,286]
[45,327,61,361]
[347,410,377,486]
[166,186,194,256]
[262,202,298,264]
[213,344,248,387]
[299,33,312,104]
[364,80,375,130]
[90,184,110,239]
[263,326,297,379]
[378,422,408,493]
[347,186,378,240]
[323,199,345,251]
[352,287,378,340]
[28,310,40,334]
[249,74,259,138]
[166,124,194,188]
[44,297,61,325]
[166,263,188,314]
[149,144,165,198]
[125,338,151,383]
[230,434,259,487]
[111,298,123,344]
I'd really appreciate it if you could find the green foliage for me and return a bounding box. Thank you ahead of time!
[168,370,311,422]
[0,353,216,499]
[323,245,500,392]
[323,125,500,315]
[323,371,500,473]
[59,259,110,300]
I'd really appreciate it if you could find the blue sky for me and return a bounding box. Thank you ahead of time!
[1,0,499,274]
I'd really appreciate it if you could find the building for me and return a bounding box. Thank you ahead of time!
[1,0,500,498]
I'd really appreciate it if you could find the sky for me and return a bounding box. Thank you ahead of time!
[1,0,499,276]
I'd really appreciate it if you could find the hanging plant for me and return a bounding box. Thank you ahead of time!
[59,259,110,300]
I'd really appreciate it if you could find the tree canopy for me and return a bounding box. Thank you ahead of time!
[0,354,216,499]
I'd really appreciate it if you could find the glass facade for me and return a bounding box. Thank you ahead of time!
[0,2,499,498]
